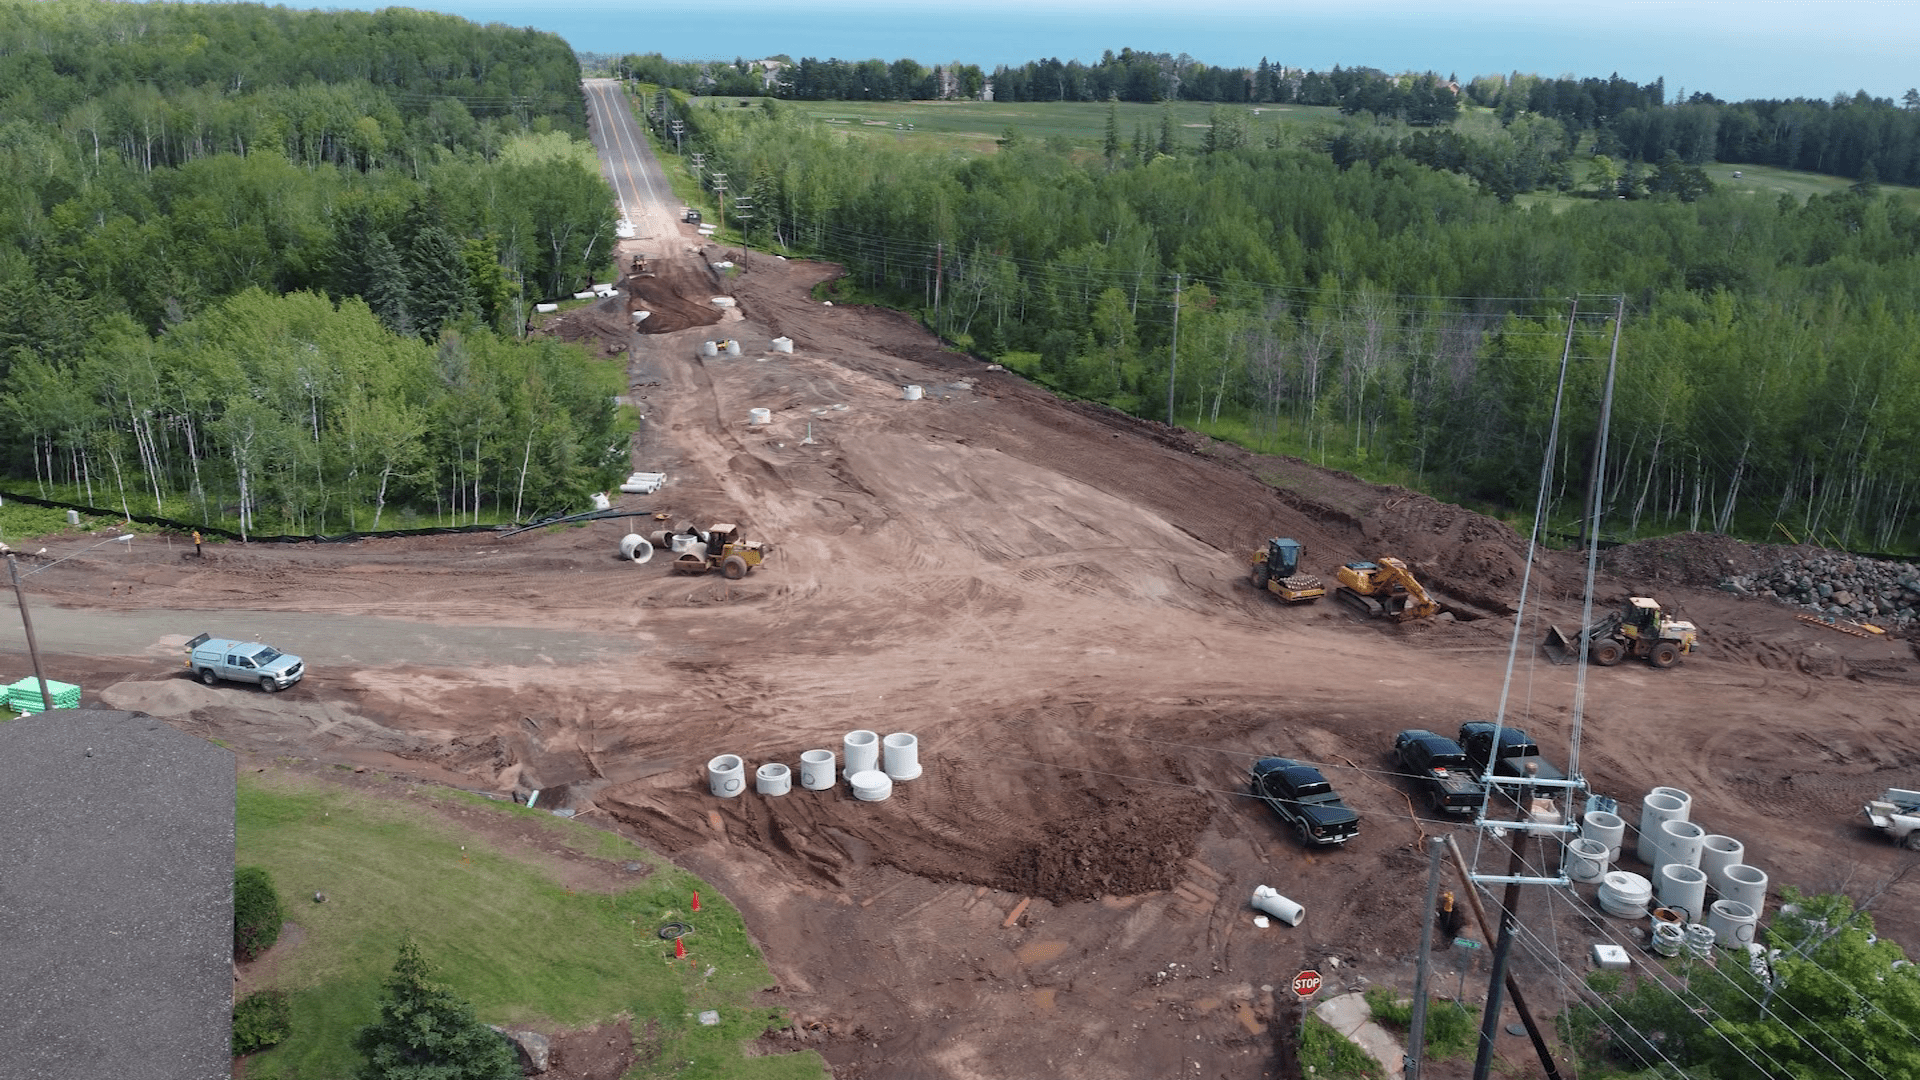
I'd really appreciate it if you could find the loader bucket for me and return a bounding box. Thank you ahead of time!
[1542,624,1580,665]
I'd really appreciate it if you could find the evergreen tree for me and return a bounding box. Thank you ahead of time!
[355,938,519,1080]
[406,225,474,342]
[1103,98,1120,169]
[364,233,414,339]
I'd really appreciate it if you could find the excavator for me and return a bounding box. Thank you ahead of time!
[1249,537,1326,604]
[1543,596,1698,668]
[1334,557,1440,621]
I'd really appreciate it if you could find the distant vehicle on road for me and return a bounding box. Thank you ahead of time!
[185,633,304,692]
[1392,729,1487,816]
[1249,757,1360,846]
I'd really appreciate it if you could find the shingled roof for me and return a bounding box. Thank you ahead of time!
[0,708,234,1079]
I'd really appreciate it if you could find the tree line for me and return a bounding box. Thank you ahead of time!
[628,43,1920,189]
[668,90,1920,553]
[0,0,630,533]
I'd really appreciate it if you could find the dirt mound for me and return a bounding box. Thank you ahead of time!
[538,303,635,357]
[1599,531,1803,589]
[625,256,725,334]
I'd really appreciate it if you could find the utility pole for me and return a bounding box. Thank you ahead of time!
[1406,834,1447,1080]
[1165,273,1182,428]
[711,172,727,234]
[5,553,53,713]
[1456,783,1565,1080]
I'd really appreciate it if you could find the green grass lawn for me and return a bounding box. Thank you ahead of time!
[234,768,826,1080]
[693,97,1342,153]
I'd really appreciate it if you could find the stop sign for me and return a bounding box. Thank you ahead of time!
[1292,969,1323,998]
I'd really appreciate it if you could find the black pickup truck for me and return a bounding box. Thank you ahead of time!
[1457,722,1567,792]
[1250,757,1361,846]
[1393,729,1487,815]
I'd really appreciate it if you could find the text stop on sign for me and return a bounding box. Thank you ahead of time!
[1292,969,1323,998]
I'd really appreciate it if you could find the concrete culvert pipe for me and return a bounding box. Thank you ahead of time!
[1563,838,1610,883]
[902,385,923,401]
[707,754,745,798]
[1582,810,1626,864]
[1657,864,1709,921]
[1721,864,1769,915]
[1651,785,1693,816]
[700,340,718,356]
[882,732,921,781]
[1701,835,1745,892]
[756,762,791,796]
[749,408,771,425]
[1708,899,1759,948]
[800,749,836,790]
[843,730,879,779]
[1638,791,1689,863]
[1251,885,1304,926]
[1654,819,1706,875]
[620,534,655,563]
[849,770,893,802]
[771,337,793,353]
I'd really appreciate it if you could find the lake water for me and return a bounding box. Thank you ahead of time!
[301,1,1913,104]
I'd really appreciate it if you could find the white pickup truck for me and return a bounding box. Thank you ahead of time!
[1863,788,1920,849]
[185,633,305,693]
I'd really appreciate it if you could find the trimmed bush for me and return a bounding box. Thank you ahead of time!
[233,989,292,1054]
[234,865,284,960]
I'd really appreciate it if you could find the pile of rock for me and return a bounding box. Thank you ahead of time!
[1721,553,1920,628]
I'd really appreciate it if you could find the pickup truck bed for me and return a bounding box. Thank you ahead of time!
[1864,788,1920,849]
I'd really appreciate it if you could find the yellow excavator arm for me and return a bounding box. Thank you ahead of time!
[1335,556,1439,620]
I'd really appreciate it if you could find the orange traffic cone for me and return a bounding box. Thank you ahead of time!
[674,936,686,959]
[692,891,701,912]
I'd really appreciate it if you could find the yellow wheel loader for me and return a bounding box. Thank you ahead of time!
[1543,596,1698,668]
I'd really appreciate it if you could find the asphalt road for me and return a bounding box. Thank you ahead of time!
[583,77,676,228]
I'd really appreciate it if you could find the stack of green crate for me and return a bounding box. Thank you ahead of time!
[5,677,81,712]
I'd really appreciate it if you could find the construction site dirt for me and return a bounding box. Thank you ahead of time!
[21,223,1920,1080]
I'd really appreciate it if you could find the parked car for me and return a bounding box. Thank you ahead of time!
[1392,729,1487,815]
[1249,757,1360,846]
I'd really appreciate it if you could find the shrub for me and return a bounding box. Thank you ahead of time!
[233,989,292,1054]
[234,865,285,960]
[356,938,520,1080]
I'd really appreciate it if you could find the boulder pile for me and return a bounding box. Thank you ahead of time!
[1721,553,1920,629]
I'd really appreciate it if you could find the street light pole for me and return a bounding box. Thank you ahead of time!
[5,553,52,713]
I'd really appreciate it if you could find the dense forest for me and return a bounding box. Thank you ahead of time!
[662,90,1920,552]
[627,47,1920,190]
[0,0,629,533]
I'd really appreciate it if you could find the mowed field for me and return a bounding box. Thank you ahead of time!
[693,95,1920,209]
[693,97,1343,153]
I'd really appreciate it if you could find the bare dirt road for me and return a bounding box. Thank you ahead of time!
[15,220,1920,1079]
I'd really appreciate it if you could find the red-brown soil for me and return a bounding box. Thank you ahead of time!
[28,221,1920,1080]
